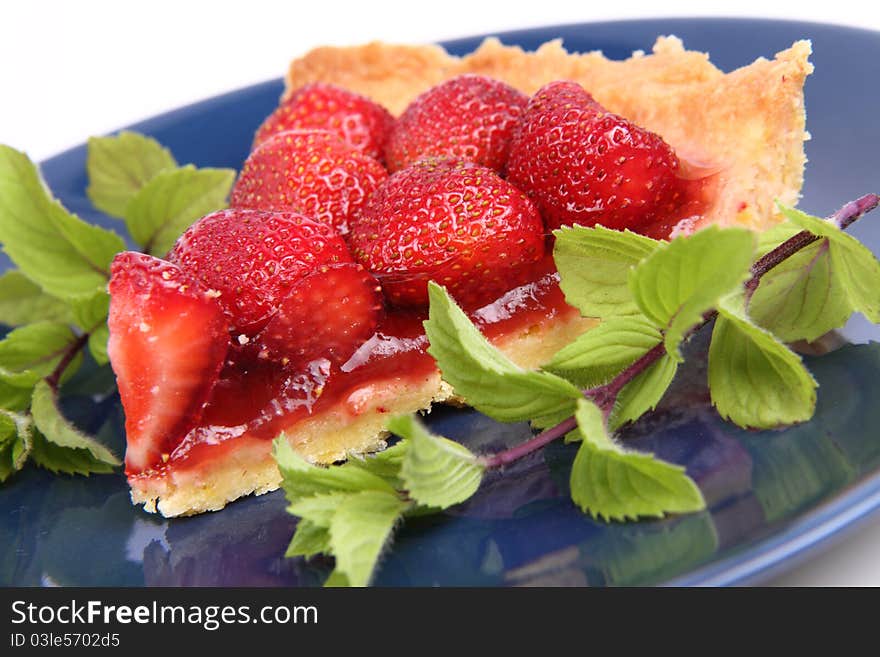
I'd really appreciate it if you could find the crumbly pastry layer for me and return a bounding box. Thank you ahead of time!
[132,37,811,516]
[288,36,812,231]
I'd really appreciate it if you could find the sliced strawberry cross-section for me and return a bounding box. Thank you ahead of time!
[107,252,230,475]
[258,262,384,368]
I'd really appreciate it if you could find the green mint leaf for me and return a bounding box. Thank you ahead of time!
[88,325,110,366]
[0,374,38,411]
[86,131,177,218]
[327,489,408,587]
[610,351,678,430]
[273,436,396,500]
[0,146,125,299]
[779,205,880,322]
[569,398,705,521]
[0,321,83,382]
[286,492,353,527]
[0,411,19,482]
[30,380,121,469]
[285,519,331,559]
[749,239,852,342]
[0,271,72,326]
[755,220,801,257]
[125,165,234,256]
[544,316,662,388]
[553,225,660,318]
[424,282,583,424]
[28,430,114,476]
[70,290,110,332]
[708,298,817,428]
[629,226,755,360]
[389,414,484,509]
[350,441,408,489]
[0,411,32,482]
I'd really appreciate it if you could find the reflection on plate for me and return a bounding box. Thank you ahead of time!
[3,18,880,586]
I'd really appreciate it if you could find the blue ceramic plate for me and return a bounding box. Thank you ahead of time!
[3,18,880,587]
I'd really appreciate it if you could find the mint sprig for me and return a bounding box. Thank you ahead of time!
[275,420,486,587]
[0,134,233,483]
[277,193,880,586]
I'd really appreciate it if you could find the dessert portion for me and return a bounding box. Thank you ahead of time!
[109,37,811,517]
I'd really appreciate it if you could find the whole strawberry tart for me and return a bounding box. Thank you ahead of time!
[107,36,812,516]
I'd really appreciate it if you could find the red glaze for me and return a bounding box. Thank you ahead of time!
[128,257,575,481]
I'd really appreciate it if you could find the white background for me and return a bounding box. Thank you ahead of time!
[3,0,880,586]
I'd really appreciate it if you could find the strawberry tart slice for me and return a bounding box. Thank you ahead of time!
[110,36,812,517]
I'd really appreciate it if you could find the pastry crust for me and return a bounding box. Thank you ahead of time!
[131,36,811,516]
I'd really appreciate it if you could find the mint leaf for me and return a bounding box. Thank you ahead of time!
[424,282,583,425]
[569,399,705,521]
[328,490,408,587]
[0,146,125,299]
[708,299,817,429]
[351,441,408,488]
[287,492,353,527]
[390,414,484,509]
[0,410,32,482]
[273,436,396,500]
[0,322,83,381]
[70,290,110,332]
[86,131,177,218]
[28,431,114,476]
[125,165,234,256]
[88,325,110,366]
[30,380,120,469]
[285,520,331,559]
[544,316,662,388]
[780,205,880,322]
[610,352,678,430]
[749,240,852,342]
[553,225,659,318]
[0,375,38,412]
[629,226,755,360]
[0,271,72,326]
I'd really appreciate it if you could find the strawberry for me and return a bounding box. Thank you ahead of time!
[349,158,545,308]
[385,75,527,174]
[253,83,395,161]
[230,129,388,235]
[169,208,353,334]
[506,81,684,232]
[258,263,383,367]
[107,252,229,475]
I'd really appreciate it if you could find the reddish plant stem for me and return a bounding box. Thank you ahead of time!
[481,193,879,470]
[44,332,90,391]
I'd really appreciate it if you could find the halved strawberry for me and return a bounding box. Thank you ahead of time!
[258,263,384,367]
[230,129,388,235]
[253,82,395,161]
[385,74,527,173]
[168,208,353,335]
[107,252,229,475]
[349,158,545,308]
[507,81,685,232]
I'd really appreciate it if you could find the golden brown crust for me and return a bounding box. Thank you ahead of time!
[287,36,812,231]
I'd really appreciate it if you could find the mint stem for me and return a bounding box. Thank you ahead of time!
[482,193,879,470]
[44,332,90,391]
[479,416,577,468]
